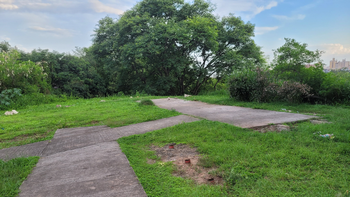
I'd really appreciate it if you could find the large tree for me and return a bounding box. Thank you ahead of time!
[92,0,264,95]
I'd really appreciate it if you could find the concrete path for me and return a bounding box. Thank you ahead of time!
[0,99,317,196]
[152,98,316,128]
[0,115,199,196]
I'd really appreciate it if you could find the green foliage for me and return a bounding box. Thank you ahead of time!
[228,67,272,102]
[140,99,155,106]
[319,71,350,104]
[0,88,22,108]
[0,157,39,197]
[20,49,106,98]
[228,67,314,103]
[91,0,264,95]
[271,38,326,96]
[0,50,50,94]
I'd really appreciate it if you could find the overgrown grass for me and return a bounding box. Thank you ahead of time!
[0,157,39,197]
[118,120,350,196]
[185,94,350,144]
[0,96,180,149]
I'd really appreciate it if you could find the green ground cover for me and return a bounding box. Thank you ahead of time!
[119,95,350,196]
[0,157,39,197]
[0,96,180,149]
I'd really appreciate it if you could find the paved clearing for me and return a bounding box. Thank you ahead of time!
[0,115,199,197]
[0,100,318,196]
[152,98,316,128]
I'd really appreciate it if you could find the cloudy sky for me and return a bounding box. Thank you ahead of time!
[1,0,349,66]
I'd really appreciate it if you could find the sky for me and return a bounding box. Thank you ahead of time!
[1,0,349,67]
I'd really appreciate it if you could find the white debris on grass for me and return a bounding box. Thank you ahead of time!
[100,100,106,102]
[130,96,133,98]
[184,94,192,97]
[4,110,19,115]
[56,105,62,108]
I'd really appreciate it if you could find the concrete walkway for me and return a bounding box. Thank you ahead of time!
[0,100,317,196]
[0,115,199,197]
[152,98,316,128]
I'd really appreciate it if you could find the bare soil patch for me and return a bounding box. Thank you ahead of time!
[149,144,223,185]
[252,124,291,133]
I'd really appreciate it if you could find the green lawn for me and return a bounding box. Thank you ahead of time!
[118,95,350,196]
[0,157,39,197]
[0,96,180,149]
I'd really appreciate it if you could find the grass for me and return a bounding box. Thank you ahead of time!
[118,120,350,196]
[0,96,180,149]
[0,157,39,197]
[118,94,350,196]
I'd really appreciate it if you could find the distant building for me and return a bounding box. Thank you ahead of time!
[329,58,350,70]
[305,64,316,68]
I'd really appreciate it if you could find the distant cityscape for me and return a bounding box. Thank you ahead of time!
[329,58,350,70]
[304,58,350,73]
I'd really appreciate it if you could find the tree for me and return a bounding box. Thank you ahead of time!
[271,38,325,94]
[92,0,264,95]
[0,49,50,93]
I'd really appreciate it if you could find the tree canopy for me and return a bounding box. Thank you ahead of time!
[92,0,264,95]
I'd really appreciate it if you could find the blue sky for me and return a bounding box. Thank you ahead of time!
[1,0,349,67]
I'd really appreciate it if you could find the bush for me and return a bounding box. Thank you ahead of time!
[228,67,313,103]
[275,81,313,103]
[139,99,155,106]
[228,67,271,102]
[0,88,22,108]
[319,72,350,104]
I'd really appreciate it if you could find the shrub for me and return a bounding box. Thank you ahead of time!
[275,81,313,103]
[228,67,271,102]
[139,99,155,106]
[319,72,350,104]
[228,67,313,103]
[0,88,22,108]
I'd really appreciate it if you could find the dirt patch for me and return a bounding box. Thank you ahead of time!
[252,124,291,133]
[150,144,223,185]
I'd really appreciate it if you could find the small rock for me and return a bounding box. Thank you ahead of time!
[4,110,19,115]
[100,100,105,102]
[130,96,133,98]
[56,105,61,108]
[276,125,290,132]
[168,97,170,100]
[184,94,192,97]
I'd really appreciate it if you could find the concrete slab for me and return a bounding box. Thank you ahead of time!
[152,98,316,128]
[42,115,199,156]
[0,140,49,161]
[19,142,147,197]
[54,125,111,139]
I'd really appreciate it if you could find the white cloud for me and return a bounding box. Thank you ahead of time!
[255,26,279,35]
[0,0,18,10]
[252,1,278,16]
[29,26,73,37]
[214,0,280,20]
[90,0,123,15]
[0,0,124,15]
[272,14,305,21]
[319,44,350,55]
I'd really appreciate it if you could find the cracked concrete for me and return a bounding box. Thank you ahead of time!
[152,98,317,128]
[0,115,199,197]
